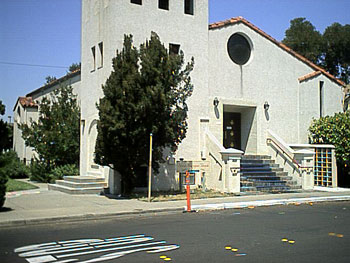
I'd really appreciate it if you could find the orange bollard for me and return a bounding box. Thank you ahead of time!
[186,171,192,212]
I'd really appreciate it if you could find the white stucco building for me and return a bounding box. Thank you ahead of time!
[14,0,346,194]
[13,70,81,164]
[76,0,345,194]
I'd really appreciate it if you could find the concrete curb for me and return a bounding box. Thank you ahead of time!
[0,207,183,228]
[189,195,350,211]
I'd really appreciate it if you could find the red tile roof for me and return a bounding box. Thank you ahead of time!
[14,97,38,111]
[209,17,345,87]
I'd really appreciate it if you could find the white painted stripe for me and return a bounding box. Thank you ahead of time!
[79,245,179,263]
[58,239,102,244]
[147,245,180,253]
[104,234,145,241]
[19,246,92,258]
[54,260,78,263]
[19,243,91,257]
[25,255,56,263]
[56,241,166,258]
[15,243,58,253]
[94,237,153,248]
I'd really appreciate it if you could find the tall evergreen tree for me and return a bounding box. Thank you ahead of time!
[95,33,194,195]
[0,100,12,153]
[322,23,350,84]
[282,17,323,64]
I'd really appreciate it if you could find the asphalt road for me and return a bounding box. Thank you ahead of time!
[1,201,350,263]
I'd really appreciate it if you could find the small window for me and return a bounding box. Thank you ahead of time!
[131,0,142,5]
[91,46,96,71]
[159,0,169,10]
[184,0,194,15]
[98,42,103,68]
[319,81,324,117]
[169,43,180,55]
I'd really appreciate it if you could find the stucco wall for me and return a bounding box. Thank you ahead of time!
[299,75,343,144]
[208,23,343,154]
[80,0,209,181]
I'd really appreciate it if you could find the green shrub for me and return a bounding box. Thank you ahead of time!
[48,164,79,182]
[309,112,350,166]
[29,161,52,183]
[309,112,350,186]
[0,171,7,208]
[0,153,9,209]
[0,150,30,179]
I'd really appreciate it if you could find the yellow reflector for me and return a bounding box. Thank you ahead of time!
[160,256,167,259]
[225,246,232,250]
[281,238,288,242]
[289,240,295,244]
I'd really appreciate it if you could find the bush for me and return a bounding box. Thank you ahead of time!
[0,153,9,209]
[309,112,350,165]
[0,150,30,179]
[309,112,350,186]
[0,170,7,208]
[30,162,79,183]
[29,161,52,183]
[48,164,79,182]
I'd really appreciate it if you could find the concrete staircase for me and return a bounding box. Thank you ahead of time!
[48,176,107,195]
[240,155,301,193]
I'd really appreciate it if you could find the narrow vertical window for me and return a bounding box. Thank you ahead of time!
[131,0,142,5]
[169,43,180,55]
[319,81,324,117]
[91,46,96,72]
[98,42,103,68]
[184,0,194,15]
[159,0,169,10]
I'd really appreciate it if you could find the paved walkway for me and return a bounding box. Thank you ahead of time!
[2,180,350,227]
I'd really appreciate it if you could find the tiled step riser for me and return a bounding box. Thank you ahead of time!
[241,172,288,177]
[48,184,103,195]
[240,164,279,169]
[56,180,107,189]
[242,155,272,160]
[241,176,293,181]
[241,167,283,172]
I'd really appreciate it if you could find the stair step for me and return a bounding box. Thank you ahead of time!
[55,180,107,189]
[48,183,104,195]
[240,167,283,172]
[241,160,275,165]
[241,172,288,177]
[241,175,293,181]
[63,176,105,183]
[242,155,272,160]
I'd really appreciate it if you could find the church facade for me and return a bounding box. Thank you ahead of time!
[14,0,345,194]
[79,0,344,194]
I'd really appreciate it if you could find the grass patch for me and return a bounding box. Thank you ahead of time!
[132,189,237,202]
[6,179,39,192]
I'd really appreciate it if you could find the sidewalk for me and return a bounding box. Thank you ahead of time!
[2,181,350,228]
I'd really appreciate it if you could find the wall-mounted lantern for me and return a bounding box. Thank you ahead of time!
[213,97,219,107]
[264,101,270,111]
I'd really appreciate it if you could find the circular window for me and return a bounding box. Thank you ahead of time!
[227,33,251,65]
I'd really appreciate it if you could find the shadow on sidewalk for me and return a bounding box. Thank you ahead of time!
[0,207,13,213]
